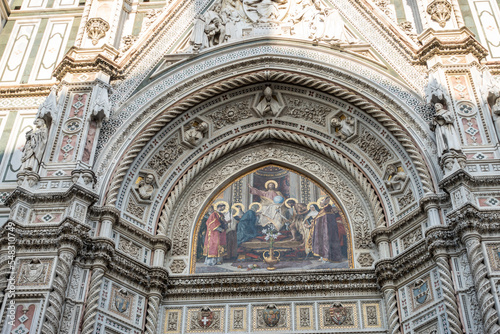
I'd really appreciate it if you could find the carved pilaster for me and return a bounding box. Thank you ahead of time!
[80,266,105,334]
[144,290,161,334]
[41,248,76,334]
[462,233,500,333]
[0,253,9,302]
[383,287,401,334]
[435,252,463,334]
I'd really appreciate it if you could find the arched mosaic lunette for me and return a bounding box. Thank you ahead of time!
[156,130,384,239]
[163,143,376,264]
[101,69,435,208]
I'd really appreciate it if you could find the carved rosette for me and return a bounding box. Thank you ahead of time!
[427,0,453,28]
[86,18,110,45]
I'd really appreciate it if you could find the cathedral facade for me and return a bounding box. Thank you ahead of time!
[0,0,500,333]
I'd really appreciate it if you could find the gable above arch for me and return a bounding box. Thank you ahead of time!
[106,0,427,113]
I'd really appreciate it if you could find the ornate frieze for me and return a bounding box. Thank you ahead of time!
[147,137,184,177]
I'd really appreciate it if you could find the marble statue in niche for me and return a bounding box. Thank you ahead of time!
[492,97,500,141]
[192,165,351,273]
[430,103,462,157]
[135,174,155,200]
[21,118,48,173]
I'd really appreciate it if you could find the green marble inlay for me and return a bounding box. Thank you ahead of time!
[0,21,15,61]
[392,0,407,23]
[21,19,48,84]
[458,0,480,37]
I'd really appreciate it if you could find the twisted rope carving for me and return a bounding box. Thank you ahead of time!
[144,295,160,334]
[80,268,105,334]
[464,237,500,334]
[0,255,9,301]
[435,256,462,334]
[158,129,384,236]
[41,252,74,334]
[104,70,433,207]
[384,288,401,334]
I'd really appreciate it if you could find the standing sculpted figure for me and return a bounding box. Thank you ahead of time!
[431,103,462,157]
[492,97,500,142]
[21,118,48,173]
[190,2,226,52]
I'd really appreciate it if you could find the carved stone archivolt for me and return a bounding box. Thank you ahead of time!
[100,69,434,208]
[162,143,377,272]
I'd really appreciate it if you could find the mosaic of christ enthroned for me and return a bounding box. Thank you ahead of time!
[191,165,352,273]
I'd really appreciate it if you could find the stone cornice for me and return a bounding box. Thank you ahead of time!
[0,85,52,98]
[448,204,500,235]
[375,240,431,286]
[53,46,122,81]
[416,27,488,64]
[4,184,99,207]
[439,169,500,191]
[0,218,91,251]
[166,270,378,299]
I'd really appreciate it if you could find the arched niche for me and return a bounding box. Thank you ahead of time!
[162,142,378,275]
[190,164,354,274]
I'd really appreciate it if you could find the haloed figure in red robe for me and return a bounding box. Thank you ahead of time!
[310,196,343,262]
[203,203,228,266]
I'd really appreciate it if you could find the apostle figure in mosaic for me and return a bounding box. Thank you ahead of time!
[308,196,342,262]
[431,103,462,157]
[203,202,228,265]
[302,203,319,257]
[236,203,260,245]
[21,118,48,173]
[285,199,308,241]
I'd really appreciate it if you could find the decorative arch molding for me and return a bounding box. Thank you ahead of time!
[99,67,437,211]
[162,142,378,275]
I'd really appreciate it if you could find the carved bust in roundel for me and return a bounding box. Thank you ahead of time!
[135,174,155,200]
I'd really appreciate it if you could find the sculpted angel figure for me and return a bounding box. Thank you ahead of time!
[430,103,462,157]
[244,0,288,22]
[21,118,48,173]
[190,2,226,52]
[314,7,355,45]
